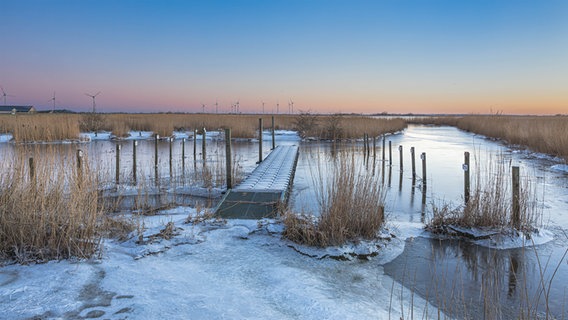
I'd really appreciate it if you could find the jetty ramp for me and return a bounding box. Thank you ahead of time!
[215,145,299,219]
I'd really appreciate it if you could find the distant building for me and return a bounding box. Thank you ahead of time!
[0,106,36,114]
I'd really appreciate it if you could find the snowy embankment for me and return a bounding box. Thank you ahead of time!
[0,208,441,320]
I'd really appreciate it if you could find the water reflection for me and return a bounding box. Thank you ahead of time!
[384,236,567,319]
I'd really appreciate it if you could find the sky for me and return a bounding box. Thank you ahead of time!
[1,0,567,114]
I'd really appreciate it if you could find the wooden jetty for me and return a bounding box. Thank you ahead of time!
[215,145,300,219]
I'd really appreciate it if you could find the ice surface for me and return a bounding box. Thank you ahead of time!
[0,134,12,143]
[0,209,444,319]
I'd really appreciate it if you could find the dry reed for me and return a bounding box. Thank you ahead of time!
[0,146,102,263]
[428,155,540,233]
[283,148,385,247]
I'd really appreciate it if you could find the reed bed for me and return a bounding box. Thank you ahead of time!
[0,146,102,263]
[0,114,81,143]
[413,115,568,161]
[428,155,540,233]
[283,148,385,247]
[1,113,407,142]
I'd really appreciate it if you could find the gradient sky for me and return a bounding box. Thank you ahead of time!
[1,0,567,114]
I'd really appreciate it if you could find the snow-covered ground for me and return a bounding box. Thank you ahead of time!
[0,208,441,319]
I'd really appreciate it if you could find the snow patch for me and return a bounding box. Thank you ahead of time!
[551,164,568,173]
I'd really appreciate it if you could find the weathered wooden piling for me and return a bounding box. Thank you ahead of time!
[464,151,470,204]
[512,166,520,229]
[193,129,197,161]
[28,157,34,181]
[410,147,416,183]
[115,144,121,185]
[225,128,232,189]
[373,136,377,159]
[169,137,173,177]
[181,138,186,172]
[132,140,137,184]
[271,115,276,150]
[382,136,386,161]
[421,152,427,186]
[389,141,392,166]
[154,134,159,185]
[363,134,367,155]
[258,118,263,164]
[202,128,207,161]
[77,149,83,184]
[398,145,403,171]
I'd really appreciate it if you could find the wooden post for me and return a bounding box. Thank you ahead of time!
[398,145,403,171]
[421,152,427,186]
[181,138,186,173]
[464,151,470,204]
[411,147,416,183]
[169,137,173,178]
[271,115,276,150]
[363,134,367,156]
[28,157,34,181]
[154,134,159,185]
[133,140,137,185]
[512,166,520,229]
[373,136,377,159]
[77,149,83,184]
[202,128,207,162]
[193,128,197,162]
[115,144,121,185]
[382,135,385,161]
[389,141,392,166]
[225,128,232,189]
[258,118,263,163]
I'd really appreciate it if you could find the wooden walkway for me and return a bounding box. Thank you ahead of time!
[215,145,300,219]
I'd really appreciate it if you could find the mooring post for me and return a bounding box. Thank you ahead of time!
[464,151,470,204]
[363,134,367,156]
[181,138,186,173]
[225,128,232,189]
[373,136,377,159]
[382,135,386,161]
[512,166,520,229]
[28,157,34,181]
[389,141,392,166]
[202,127,207,162]
[411,147,416,183]
[115,144,121,185]
[154,134,159,186]
[258,118,263,163]
[77,149,83,184]
[193,128,197,162]
[132,140,137,185]
[271,115,276,150]
[169,137,173,178]
[399,145,403,171]
[421,152,427,187]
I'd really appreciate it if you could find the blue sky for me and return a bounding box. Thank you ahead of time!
[1,0,567,114]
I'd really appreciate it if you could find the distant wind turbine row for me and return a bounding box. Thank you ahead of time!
[1,86,298,114]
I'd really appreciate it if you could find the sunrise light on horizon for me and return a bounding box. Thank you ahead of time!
[1,0,567,115]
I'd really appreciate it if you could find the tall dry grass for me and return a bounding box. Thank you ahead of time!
[0,146,102,262]
[428,155,540,232]
[414,115,568,161]
[0,114,81,143]
[283,148,385,246]
[1,113,407,142]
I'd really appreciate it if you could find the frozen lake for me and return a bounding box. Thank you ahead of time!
[1,125,567,319]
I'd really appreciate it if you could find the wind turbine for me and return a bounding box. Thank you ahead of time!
[289,98,294,114]
[201,103,206,113]
[236,100,240,113]
[48,91,57,112]
[85,91,101,113]
[261,100,265,114]
[276,100,279,114]
[1,87,15,105]
[215,99,219,113]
